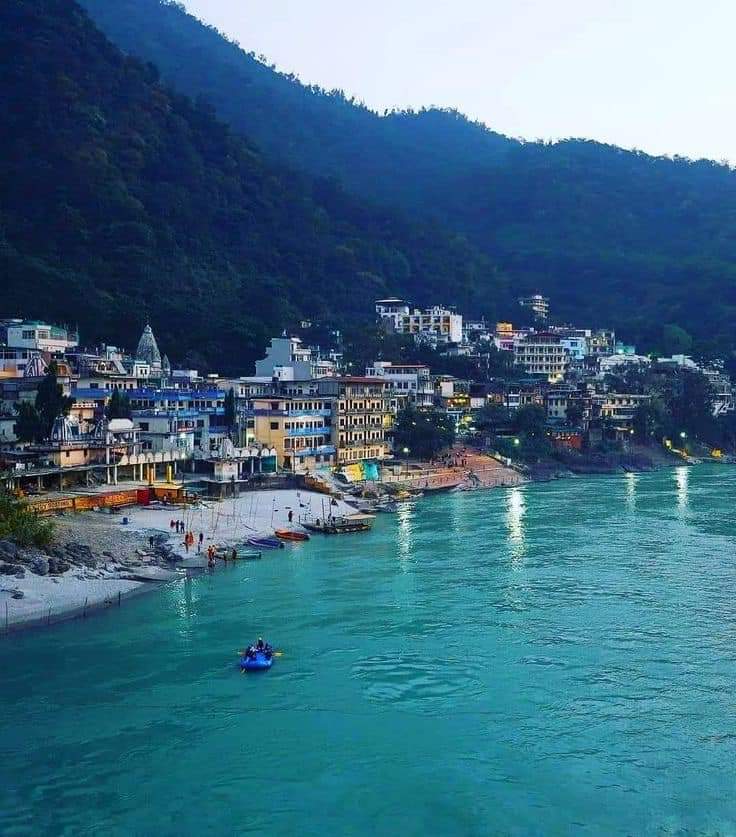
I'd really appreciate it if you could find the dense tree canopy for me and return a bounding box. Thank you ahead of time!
[82,0,736,359]
[1,0,508,374]
[391,406,455,461]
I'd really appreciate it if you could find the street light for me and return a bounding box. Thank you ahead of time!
[513,438,520,446]
[402,446,410,478]
[680,431,687,439]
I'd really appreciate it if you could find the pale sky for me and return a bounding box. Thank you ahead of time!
[182,0,735,162]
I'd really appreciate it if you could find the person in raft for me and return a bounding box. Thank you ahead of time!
[245,638,273,660]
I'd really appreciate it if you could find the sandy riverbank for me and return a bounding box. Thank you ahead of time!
[0,489,356,632]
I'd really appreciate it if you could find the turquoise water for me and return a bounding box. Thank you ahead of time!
[2,467,736,835]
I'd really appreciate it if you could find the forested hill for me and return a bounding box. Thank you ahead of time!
[81,0,736,357]
[80,0,516,213]
[0,0,509,373]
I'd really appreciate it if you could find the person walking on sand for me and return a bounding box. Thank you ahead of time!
[288,509,293,524]
[184,536,189,554]
[198,532,203,552]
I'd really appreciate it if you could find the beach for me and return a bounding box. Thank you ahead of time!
[0,489,357,632]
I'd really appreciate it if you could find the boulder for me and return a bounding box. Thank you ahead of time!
[48,557,71,575]
[30,556,49,576]
[11,589,24,599]
[0,540,18,561]
[0,562,23,576]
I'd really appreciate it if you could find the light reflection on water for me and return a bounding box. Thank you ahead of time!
[625,472,637,510]
[505,486,526,564]
[396,503,414,561]
[3,468,736,835]
[676,466,690,512]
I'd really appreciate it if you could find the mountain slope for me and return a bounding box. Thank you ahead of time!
[81,0,736,356]
[79,0,516,214]
[0,0,509,373]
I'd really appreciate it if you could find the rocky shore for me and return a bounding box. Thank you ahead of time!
[0,513,181,632]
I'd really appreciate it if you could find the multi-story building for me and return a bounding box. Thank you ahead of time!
[375,298,411,330]
[252,395,336,473]
[518,294,549,322]
[3,319,79,354]
[513,333,570,383]
[398,306,463,344]
[255,337,339,381]
[377,300,463,344]
[591,393,651,428]
[587,329,616,356]
[365,362,434,409]
[316,377,392,464]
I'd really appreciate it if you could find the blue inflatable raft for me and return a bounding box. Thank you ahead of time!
[239,651,273,671]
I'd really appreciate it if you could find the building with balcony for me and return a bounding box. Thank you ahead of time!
[252,395,336,473]
[315,377,392,465]
[365,362,434,410]
[513,333,570,383]
[518,294,549,322]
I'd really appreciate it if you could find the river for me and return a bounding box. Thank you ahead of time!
[2,467,736,835]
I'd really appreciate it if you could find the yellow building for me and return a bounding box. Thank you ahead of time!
[252,395,336,473]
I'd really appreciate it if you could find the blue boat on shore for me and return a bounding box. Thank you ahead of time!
[246,536,284,550]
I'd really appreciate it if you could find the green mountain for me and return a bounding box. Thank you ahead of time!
[80,0,736,357]
[0,0,509,373]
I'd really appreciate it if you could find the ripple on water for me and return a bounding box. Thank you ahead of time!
[351,652,484,710]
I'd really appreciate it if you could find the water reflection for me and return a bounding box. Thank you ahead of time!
[505,487,526,564]
[676,466,689,512]
[396,503,414,560]
[625,472,637,510]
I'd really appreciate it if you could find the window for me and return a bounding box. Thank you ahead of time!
[138,422,149,432]
[270,421,279,430]
[22,330,35,339]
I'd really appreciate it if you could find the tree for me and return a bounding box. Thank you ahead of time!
[391,405,455,460]
[224,388,236,428]
[105,389,131,420]
[475,404,511,433]
[661,324,693,356]
[512,405,547,437]
[566,403,584,427]
[13,401,43,443]
[0,491,54,548]
[34,362,73,440]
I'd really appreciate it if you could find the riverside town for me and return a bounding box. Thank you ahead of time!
[1,293,734,630]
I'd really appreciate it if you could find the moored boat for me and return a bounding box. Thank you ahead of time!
[302,513,375,535]
[246,536,284,550]
[274,529,310,542]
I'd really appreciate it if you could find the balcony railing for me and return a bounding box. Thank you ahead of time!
[287,426,330,437]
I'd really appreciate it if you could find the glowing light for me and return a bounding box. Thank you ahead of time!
[505,486,526,563]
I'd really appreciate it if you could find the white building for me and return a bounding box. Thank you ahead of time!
[365,362,434,409]
[5,320,79,354]
[398,306,464,344]
[255,337,338,381]
[518,295,549,322]
[375,298,411,331]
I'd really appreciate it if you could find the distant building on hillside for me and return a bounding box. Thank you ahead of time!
[3,319,79,354]
[518,294,550,322]
[376,299,463,344]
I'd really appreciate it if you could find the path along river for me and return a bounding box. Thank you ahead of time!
[2,467,736,835]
